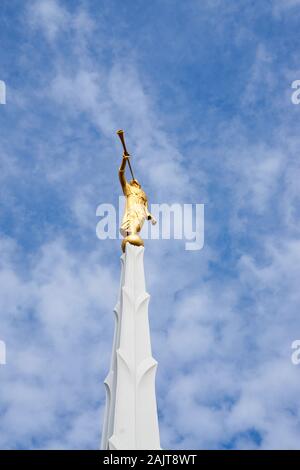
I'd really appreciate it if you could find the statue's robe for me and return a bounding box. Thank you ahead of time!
[119,170,151,237]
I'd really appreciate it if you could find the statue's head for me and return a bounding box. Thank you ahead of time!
[130,179,141,188]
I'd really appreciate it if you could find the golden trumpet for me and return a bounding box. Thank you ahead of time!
[116,130,135,180]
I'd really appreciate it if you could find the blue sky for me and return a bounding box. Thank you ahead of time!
[1,0,300,450]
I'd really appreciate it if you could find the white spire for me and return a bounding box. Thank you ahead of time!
[101,244,161,450]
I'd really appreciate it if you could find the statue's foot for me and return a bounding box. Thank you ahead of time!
[121,234,144,252]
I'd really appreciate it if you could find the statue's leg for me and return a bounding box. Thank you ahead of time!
[121,219,144,252]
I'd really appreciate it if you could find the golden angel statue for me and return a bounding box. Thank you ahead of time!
[117,130,156,252]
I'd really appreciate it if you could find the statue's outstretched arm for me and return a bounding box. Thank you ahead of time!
[119,154,129,194]
[146,201,157,225]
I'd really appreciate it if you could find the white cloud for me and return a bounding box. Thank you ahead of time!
[0,236,118,449]
[28,0,70,41]
[273,0,300,15]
